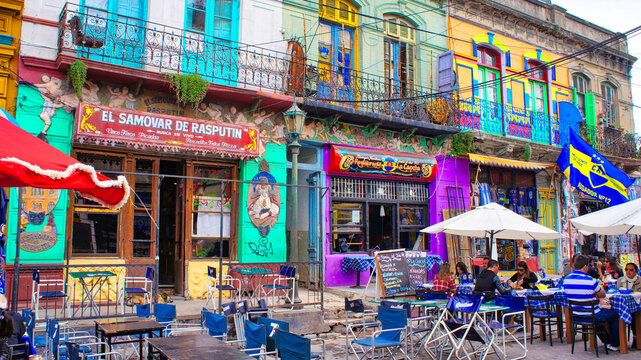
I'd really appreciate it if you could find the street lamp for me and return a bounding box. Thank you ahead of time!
[283,98,306,263]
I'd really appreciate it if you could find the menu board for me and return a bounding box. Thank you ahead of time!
[406,251,428,288]
[375,249,412,297]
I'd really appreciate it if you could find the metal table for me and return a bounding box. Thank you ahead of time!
[231,267,275,304]
[147,333,252,360]
[97,319,165,358]
[69,270,116,317]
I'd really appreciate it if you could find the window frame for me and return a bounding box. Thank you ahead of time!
[601,82,617,126]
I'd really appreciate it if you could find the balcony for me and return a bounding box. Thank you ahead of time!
[581,124,640,159]
[57,4,458,134]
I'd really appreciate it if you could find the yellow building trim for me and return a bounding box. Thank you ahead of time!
[468,154,553,171]
[472,33,509,53]
[523,50,552,64]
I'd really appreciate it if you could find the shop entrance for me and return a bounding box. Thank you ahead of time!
[368,204,395,250]
[158,160,185,294]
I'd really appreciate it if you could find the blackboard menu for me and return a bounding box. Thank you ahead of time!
[375,250,412,297]
[406,251,428,288]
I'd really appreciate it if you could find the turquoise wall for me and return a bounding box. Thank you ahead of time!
[6,85,73,264]
[237,143,288,263]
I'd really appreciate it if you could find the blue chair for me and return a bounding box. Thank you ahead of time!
[206,266,240,309]
[135,303,151,318]
[261,265,296,306]
[31,269,70,319]
[203,309,228,340]
[45,319,98,360]
[274,329,325,360]
[489,295,527,360]
[257,317,289,352]
[350,306,408,360]
[248,299,271,322]
[64,341,123,360]
[21,309,39,346]
[423,290,448,300]
[344,298,379,353]
[117,267,154,314]
[155,303,176,324]
[238,320,278,359]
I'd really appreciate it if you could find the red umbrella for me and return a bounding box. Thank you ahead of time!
[0,115,129,209]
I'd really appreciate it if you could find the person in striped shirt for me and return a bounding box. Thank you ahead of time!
[563,254,621,351]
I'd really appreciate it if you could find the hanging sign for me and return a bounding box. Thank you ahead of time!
[328,145,437,181]
[75,103,260,157]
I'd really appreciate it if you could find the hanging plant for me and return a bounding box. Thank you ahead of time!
[163,73,210,108]
[68,60,87,100]
[523,144,532,162]
[449,132,476,156]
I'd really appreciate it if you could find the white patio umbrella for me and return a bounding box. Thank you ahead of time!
[570,197,641,235]
[421,202,562,260]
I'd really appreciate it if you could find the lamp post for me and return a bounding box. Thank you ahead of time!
[283,99,306,264]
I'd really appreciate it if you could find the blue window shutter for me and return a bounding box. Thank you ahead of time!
[552,100,557,114]
[472,40,477,57]
[505,51,511,67]
[507,88,512,104]
[473,80,479,97]
[437,51,455,92]
[551,66,556,81]
[523,57,528,70]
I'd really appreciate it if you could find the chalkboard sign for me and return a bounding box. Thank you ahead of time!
[406,251,428,288]
[375,249,412,297]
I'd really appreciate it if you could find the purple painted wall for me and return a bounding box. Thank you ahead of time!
[428,156,471,264]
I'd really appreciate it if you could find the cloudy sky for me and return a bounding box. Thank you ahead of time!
[552,0,641,134]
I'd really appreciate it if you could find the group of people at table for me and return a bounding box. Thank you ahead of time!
[429,255,641,352]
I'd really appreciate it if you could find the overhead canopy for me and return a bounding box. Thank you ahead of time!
[468,153,552,172]
[570,198,641,235]
[0,116,129,209]
[421,202,562,240]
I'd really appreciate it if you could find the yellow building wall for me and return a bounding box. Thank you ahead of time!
[186,260,236,300]
[450,17,570,116]
[66,258,127,303]
[0,1,22,115]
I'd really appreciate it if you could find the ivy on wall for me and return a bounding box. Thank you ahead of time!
[163,73,210,108]
[68,60,87,100]
[450,132,476,156]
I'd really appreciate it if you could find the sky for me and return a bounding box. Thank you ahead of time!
[551,0,641,134]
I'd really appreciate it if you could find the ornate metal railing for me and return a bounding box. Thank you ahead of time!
[581,124,640,158]
[57,3,457,126]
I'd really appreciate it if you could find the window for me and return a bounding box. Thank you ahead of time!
[331,202,365,252]
[319,0,358,27]
[528,60,547,115]
[384,15,416,98]
[572,73,590,116]
[191,165,235,258]
[527,60,546,81]
[601,82,617,126]
[132,158,155,258]
[478,47,499,68]
[399,205,427,250]
[71,152,124,255]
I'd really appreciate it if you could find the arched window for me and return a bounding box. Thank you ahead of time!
[477,46,501,104]
[572,73,590,115]
[527,60,547,114]
[384,15,416,97]
[601,82,617,126]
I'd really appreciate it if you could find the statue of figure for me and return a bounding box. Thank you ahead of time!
[34,74,64,137]
[198,102,224,121]
[107,85,132,108]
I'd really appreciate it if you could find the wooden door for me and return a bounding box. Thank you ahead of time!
[538,189,558,273]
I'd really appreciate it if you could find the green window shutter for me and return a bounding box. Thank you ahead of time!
[572,88,578,106]
[584,93,596,146]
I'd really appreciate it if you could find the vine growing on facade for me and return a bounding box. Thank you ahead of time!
[449,132,475,156]
[69,60,87,100]
[163,73,210,108]
[523,144,531,162]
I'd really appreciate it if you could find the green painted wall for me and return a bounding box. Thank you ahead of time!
[6,85,74,264]
[237,143,288,263]
[281,0,449,90]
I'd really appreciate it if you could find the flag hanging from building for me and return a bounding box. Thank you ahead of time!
[557,129,633,206]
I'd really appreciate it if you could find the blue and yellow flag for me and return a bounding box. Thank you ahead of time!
[557,129,633,205]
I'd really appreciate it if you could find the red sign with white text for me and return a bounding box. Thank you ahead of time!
[74,103,259,157]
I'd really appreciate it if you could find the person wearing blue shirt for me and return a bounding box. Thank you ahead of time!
[563,254,620,351]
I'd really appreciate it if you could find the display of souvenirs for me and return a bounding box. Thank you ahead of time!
[474,182,537,217]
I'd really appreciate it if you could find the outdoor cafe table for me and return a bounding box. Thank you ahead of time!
[341,256,376,288]
[96,318,165,358]
[146,333,252,360]
[68,270,116,317]
[230,267,276,303]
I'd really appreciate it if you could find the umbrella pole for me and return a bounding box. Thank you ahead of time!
[10,188,21,312]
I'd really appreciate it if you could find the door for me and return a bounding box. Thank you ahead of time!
[530,81,549,144]
[538,189,557,274]
[183,0,238,85]
[306,172,321,262]
[318,22,354,103]
[477,67,502,135]
[158,160,185,293]
[368,204,395,251]
[81,0,145,68]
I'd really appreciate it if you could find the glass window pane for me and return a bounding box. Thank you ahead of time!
[75,153,123,206]
[192,206,231,237]
[215,0,232,18]
[332,203,362,225]
[72,212,118,255]
[134,159,153,208]
[133,210,152,258]
[399,232,423,250]
[332,233,364,252]
[399,206,425,226]
[193,238,228,258]
[189,0,207,10]
[187,9,206,32]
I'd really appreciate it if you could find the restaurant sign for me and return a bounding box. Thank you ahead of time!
[328,145,437,181]
[75,103,259,157]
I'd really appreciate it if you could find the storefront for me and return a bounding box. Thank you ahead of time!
[468,154,556,271]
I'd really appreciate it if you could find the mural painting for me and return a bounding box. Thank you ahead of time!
[19,187,60,252]
[247,159,281,254]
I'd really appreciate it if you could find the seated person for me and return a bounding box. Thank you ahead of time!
[508,261,538,290]
[433,263,456,296]
[564,254,621,351]
[0,309,14,360]
[0,295,26,348]
[618,263,641,348]
[587,257,600,279]
[473,259,511,301]
[455,262,473,284]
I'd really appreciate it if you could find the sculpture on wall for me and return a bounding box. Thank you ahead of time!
[247,160,280,237]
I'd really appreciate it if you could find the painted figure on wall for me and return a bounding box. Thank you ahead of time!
[247,160,281,237]
[19,187,59,252]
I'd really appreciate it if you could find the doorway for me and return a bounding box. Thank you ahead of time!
[368,204,395,250]
[158,160,184,294]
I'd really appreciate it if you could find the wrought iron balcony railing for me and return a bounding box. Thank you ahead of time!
[57,3,457,126]
[581,123,640,159]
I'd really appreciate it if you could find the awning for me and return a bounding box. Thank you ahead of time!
[468,154,553,172]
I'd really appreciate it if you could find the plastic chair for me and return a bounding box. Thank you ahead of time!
[525,294,563,346]
[206,266,241,308]
[31,269,70,319]
[489,295,527,360]
[261,265,296,306]
[567,299,610,358]
[350,306,408,360]
[274,329,325,360]
[116,267,154,314]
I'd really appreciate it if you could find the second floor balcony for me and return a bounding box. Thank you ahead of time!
[57,4,458,134]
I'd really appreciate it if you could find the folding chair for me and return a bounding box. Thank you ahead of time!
[65,341,123,360]
[9,343,28,360]
[345,298,379,360]
[203,308,228,340]
[349,306,408,360]
[257,317,290,353]
[116,267,154,314]
[46,318,110,360]
[261,265,296,306]
[488,295,527,360]
[206,266,240,308]
[424,294,495,360]
[237,320,278,359]
[380,300,434,359]
[274,329,325,360]
[31,269,70,320]
[248,299,272,322]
